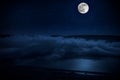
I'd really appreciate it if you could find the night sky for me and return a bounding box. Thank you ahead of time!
[1,0,120,35]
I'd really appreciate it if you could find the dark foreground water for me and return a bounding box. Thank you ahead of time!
[16,58,120,74]
[1,57,120,80]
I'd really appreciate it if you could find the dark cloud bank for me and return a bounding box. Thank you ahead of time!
[0,35,120,62]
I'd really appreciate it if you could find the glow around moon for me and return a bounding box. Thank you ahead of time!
[78,2,89,14]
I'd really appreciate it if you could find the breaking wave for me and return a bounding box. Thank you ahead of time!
[0,35,120,60]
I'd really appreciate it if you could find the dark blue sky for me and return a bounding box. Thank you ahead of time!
[1,0,120,35]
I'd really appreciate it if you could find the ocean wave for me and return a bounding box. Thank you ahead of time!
[1,35,120,60]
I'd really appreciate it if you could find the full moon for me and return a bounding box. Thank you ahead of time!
[78,2,89,14]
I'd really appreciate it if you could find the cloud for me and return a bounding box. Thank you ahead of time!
[0,35,120,61]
